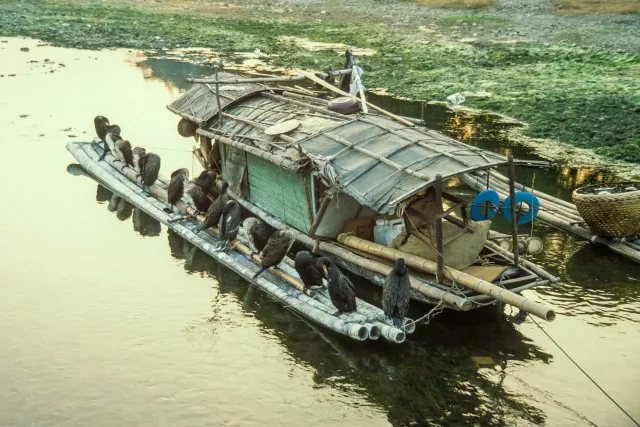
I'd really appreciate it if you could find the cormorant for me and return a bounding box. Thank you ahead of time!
[165,168,190,213]
[185,181,211,216]
[316,257,357,314]
[252,229,297,279]
[243,217,271,256]
[94,116,121,161]
[218,200,242,251]
[195,169,217,194]
[138,152,161,193]
[114,137,134,171]
[294,251,324,292]
[196,181,229,232]
[132,147,146,173]
[382,257,411,327]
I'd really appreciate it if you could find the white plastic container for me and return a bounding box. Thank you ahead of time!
[373,218,405,247]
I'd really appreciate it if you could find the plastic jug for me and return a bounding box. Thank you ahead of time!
[373,218,405,247]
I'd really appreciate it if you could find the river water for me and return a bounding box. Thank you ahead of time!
[0,37,638,427]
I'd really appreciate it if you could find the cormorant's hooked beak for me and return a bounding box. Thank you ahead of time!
[322,264,329,279]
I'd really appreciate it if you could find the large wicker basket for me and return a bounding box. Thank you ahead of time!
[573,182,640,237]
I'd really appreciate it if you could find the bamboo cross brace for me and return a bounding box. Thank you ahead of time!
[204,83,235,101]
[320,132,432,180]
[294,69,415,127]
[358,117,475,168]
[260,92,352,121]
[352,66,368,113]
[222,112,297,144]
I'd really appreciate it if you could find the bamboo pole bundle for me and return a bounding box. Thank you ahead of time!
[336,233,556,321]
[483,240,560,283]
[470,171,583,222]
[479,169,579,213]
[67,142,381,342]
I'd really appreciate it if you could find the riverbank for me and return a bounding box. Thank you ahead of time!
[1,0,638,163]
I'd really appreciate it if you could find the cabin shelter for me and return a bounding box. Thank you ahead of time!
[167,71,548,286]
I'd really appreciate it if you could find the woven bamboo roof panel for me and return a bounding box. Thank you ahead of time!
[167,72,266,124]
[297,115,510,214]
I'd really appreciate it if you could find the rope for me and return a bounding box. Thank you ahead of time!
[412,300,445,324]
[528,315,640,427]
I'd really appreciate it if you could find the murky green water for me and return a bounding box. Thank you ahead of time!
[1,37,639,427]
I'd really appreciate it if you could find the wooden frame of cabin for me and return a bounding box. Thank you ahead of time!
[166,68,557,321]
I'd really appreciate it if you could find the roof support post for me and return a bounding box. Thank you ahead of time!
[214,65,223,127]
[434,174,445,284]
[507,156,519,268]
[308,189,335,238]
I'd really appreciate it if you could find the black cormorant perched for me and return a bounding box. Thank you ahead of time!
[165,168,190,213]
[243,217,271,256]
[185,181,211,216]
[252,229,297,279]
[316,257,357,314]
[218,200,242,251]
[132,147,146,173]
[294,251,324,292]
[114,137,134,171]
[382,257,411,327]
[94,116,121,161]
[196,181,229,232]
[138,152,161,193]
[195,169,217,194]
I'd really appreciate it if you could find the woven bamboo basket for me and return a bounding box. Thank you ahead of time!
[573,182,640,237]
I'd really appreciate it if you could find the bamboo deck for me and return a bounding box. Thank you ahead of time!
[462,170,640,264]
[66,141,412,344]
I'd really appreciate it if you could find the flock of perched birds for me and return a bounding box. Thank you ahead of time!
[93,116,411,324]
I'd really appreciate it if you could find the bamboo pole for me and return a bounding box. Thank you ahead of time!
[214,65,223,126]
[222,112,297,144]
[294,69,415,127]
[434,174,444,284]
[186,69,352,85]
[507,156,520,268]
[483,240,560,283]
[261,93,351,121]
[352,66,368,113]
[336,233,556,321]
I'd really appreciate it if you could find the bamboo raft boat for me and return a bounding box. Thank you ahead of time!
[67,57,564,344]
[161,63,558,322]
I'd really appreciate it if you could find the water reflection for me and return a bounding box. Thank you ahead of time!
[132,208,161,237]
